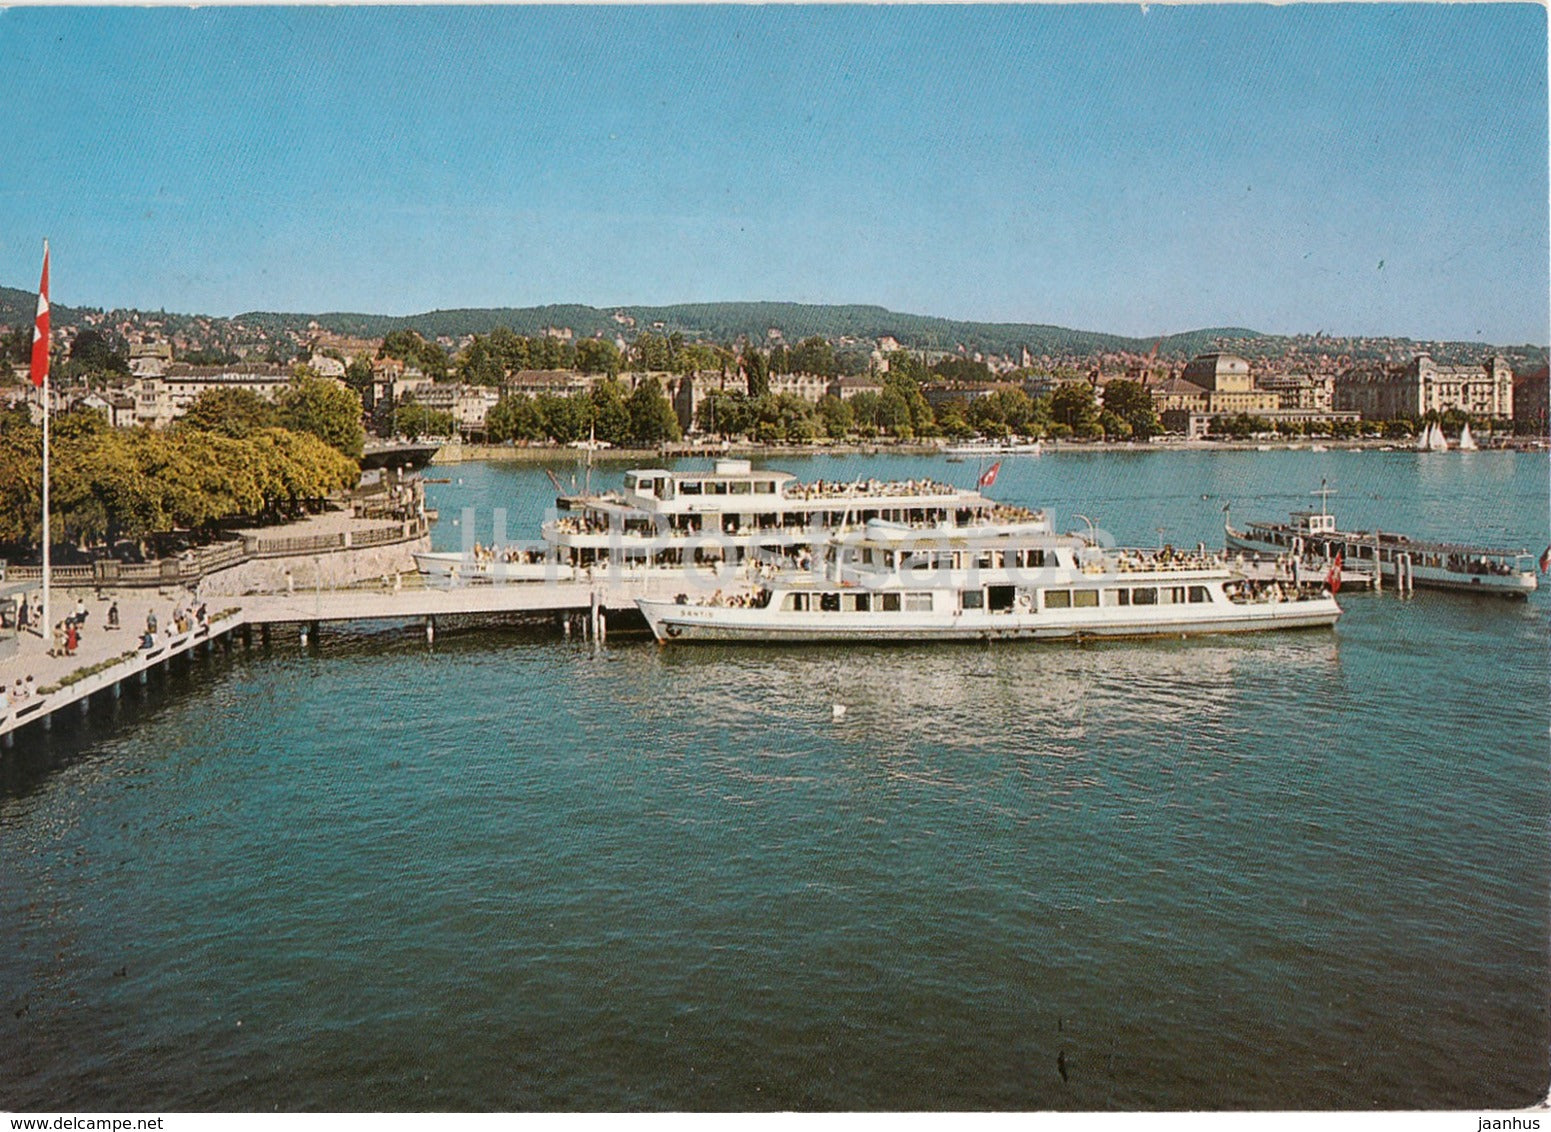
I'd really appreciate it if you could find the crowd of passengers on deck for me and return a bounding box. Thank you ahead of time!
[788,478,958,500]
[1111,546,1224,572]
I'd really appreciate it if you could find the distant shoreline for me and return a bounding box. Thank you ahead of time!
[429,437,1545,464]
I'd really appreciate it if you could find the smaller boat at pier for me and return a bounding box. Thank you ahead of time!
[1225,483,1538,598]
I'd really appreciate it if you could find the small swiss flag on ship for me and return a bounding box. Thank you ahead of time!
[1326,552,1343,595]
[1540,545,1551,574]
[978,461,1001,488]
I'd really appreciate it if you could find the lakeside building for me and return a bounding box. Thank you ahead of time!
[1256,373,1335,414]
[404,382,501,434]
[1513,365,1548,434]
[1147,353,1356,438]
[1334,353,1514,420]
[1178,353,1282,415]
[768,372,830,403]
[831,375,885,401]
[921,381,1008,410]
[128,340,173,377]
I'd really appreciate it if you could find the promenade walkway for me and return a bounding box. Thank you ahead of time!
[0,571,686,746]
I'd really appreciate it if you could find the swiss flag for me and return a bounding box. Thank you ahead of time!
[978,460,1001,488]
[1326,552,1343,595]
[29,242,50,388]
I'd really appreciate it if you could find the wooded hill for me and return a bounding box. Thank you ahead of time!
[4,286,1545,367]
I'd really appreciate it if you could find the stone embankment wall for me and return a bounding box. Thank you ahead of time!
[198,534,430,597]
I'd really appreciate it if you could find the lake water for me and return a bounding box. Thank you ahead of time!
[2,448,1547,1110]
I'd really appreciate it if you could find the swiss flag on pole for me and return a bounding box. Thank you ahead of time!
[30,242,50,388]
[1326,552,1343,595]
[978,460,1002,488]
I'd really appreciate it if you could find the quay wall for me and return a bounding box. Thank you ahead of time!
[432,441,943,464]
[199,533,429,597]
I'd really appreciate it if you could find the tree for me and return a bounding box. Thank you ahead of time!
[67,328,128,376]
[1098,409,1133,440]
[380,328,448,380]
[633,332,672,372]
[743,349,769,398]
[627,377,682,444]
[534,393,587,444]
[344,356,375,399]
[878,389,913,438]
[590,379,632,445]
[1050,381,1102,438]
[457,335,508,386]
[936,402,976,440]
[885,350,929,385]
[486,395,544,443]
[576,338,622,376]
[697,389,751,437]
[394,400,455,440]
[816,394,854,439]
[789,336,836,377]
[276,372,365,460]
[179,387,279,438]
[1100,379,1161,439]
[930,356,991,383]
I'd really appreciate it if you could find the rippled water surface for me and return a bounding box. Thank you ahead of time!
[2,449,1547,1110]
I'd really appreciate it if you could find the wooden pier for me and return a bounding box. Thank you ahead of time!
[1,576,685,748]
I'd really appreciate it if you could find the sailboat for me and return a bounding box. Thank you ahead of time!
[1457,421,1478,451]
[1418,421,1450,451]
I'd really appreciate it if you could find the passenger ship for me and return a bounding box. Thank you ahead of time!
[1224,487,1538,598]
[637,518,1342,643]
[415,459,1031,582]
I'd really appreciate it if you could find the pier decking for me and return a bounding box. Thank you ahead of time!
[1,576,684,747]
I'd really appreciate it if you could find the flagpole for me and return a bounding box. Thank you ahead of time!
[42,332,50,641]
[32,239,51,642]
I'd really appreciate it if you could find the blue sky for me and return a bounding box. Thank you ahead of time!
[1,4,1546,344]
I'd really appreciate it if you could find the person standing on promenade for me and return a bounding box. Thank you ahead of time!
[65,620,78,656]
[18,595,29,634]
[107,600,119,630]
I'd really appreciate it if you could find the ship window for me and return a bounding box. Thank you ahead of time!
[882,593,902,612]
[820,592,840,612]
[1044,589,1071,609]
[987,585,1016,611]
[1131,587,1158,605]
[1188,586,1211,603]
[1073,589,1099,608]
[960,589,984,610]
[883,551,896,568]
[709,481,728,495]
[755,481,775,494]
[905,592,933,612]
[783,593,806,612]
[1106,588,1130,606]
[680,481,702,495]
[1016,549,1047,569]
[844,593,871,612]
[731,481,751,495]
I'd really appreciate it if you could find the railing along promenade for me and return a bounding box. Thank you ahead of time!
[0,569,677,748]
[2,514,429,590]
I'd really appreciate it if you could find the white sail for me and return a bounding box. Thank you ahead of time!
[1457,421,1478,450]
[1415,423,1432,451]
[1430,422,1451,451]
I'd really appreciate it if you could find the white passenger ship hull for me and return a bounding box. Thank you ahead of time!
[638,596,1341,644]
